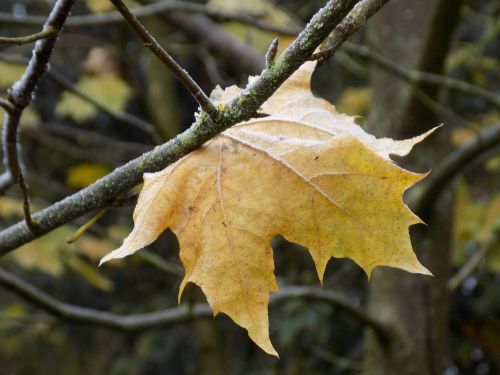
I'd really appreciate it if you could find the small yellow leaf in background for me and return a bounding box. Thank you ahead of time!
[4,303,27,316]
[7,225,114,290]
[8,227,73,277]
[485,155,500,172]
[451,127,476,146]
[336,87,372,117]
[56,73,132,122]
[65,256,114,292]
[454,181,499,244]
[453,180,500,273]
[86,0,114,13]
[0,61,25,88]
[0,61,40,126]
[0,106,40,128]
[0,196,26,218]
[78,236,116,261]
[66,163,110,189]
[101,61,436,355]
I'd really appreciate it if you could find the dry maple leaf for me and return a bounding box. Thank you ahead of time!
[101,61,436,356]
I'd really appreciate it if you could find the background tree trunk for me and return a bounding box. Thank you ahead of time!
[364,0,463,374]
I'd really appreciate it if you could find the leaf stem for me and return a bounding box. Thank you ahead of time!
[0,26,57,45]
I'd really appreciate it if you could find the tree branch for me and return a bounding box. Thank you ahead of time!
[109,0,217,117]
[0,97,15,113]
[0,27,57,45]
[1,0,77,230]
[47,69,162,143]
[411,125,500,216]
[0,54,162,143]
[0,0,360,256]
[274,286,392,341]
[339,42,500,109]
[0,0,300,34]
[0,267,390,339]
[164,12,264,74]
[447,234,498,291]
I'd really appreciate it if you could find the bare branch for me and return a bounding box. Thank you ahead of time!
[0,266,211,330]
[0,1,299,34]
[411,125,500,216]
[66,209,108,244]
[47,69,162,143]
[312,346,363,371]
[0,26,57,45]
[0,267,391,339]
[1,0,77,230]
[447,235,498,291]
[0,0,359,256]
[0,54,162,143]
[338,43,500,109]
[38,122,150,159]
[164,12,264,74]
[198,47,224,85]
[275,286,392,342]
[0,98,15,114]
[137,249,184,277]
[110,0,217,117]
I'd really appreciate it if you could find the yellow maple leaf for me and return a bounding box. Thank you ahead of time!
[101,61,436,356]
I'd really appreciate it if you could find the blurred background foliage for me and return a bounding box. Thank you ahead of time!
[0,0,498,374]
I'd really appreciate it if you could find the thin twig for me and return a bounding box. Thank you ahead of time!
[0,54,162,143]
[66,209,109,244]
[40,122,149,156]
[47,69,162,143]
[0,267,390,338]
[336,42,500,109]
[198,47,224,85]
[1,0,77,231]
[411,125,500,216]
[110,0,217,117]
[0,97,15,114]
[0,0,360,255]
[312,346,363,371]
[137,249,184,277]
[0,26,56,45]
[447,235,498,291]
[328,47,472,128]
[275,286,393,342]
[0,1,297,34]
[164,12,264,74]
[22,127,123,167]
